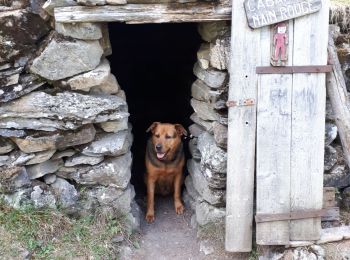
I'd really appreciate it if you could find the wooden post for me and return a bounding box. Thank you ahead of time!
[327,32,350,170]
[290,0,329,241]
[225,0,259,252]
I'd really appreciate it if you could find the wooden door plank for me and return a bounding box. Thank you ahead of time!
[290,0,329,241]
[256,20,294,245]
[225,0,259,252]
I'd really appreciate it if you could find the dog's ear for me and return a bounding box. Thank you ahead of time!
[174,124,188,137]
[146,122,160,133]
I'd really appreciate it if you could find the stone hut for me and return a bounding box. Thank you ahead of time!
[1,0,350,246]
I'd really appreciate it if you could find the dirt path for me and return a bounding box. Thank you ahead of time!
[126,196,248,260]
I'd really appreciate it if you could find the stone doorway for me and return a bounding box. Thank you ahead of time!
[106,22,229,234]
[107,22,201,195]
[105,22,230,258]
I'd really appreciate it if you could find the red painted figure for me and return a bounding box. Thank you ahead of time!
[273,23,287,61]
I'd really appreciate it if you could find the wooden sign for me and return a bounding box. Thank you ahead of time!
[244,0,322,29]
[271,22,288,66]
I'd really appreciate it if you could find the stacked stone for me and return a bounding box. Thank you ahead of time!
[184,22,230,228]
[0,2,138,229]
[332,25,350,93]
[324,25,350,213]
[323,99,344,188]
[334,26,350,212]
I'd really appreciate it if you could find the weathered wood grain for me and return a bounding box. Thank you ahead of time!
[290,0,328,241]
[244,0,322,28]
[255,207,340,223]
[54,2,231,23]
[256,209,326,223]
[256,20,294,246]
[225,0,259,252]
[327,33,350,171]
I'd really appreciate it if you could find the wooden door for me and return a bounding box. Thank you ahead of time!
[256,0,329,245]
[226,0,329,251]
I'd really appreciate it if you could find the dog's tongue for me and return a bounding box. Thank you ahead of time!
[157,152,166,159]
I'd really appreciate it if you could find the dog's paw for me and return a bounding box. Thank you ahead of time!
[146,212,155,223]
[175,202,184,215]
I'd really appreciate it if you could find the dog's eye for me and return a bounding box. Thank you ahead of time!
[155,134,160,138]
[165,135,171,139]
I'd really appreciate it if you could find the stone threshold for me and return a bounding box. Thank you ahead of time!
[285,226,350,248]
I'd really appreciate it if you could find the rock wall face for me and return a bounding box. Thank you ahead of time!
[333,26,350,93]
[325,24,350,217]
[184,22,229,230]
[0,0,138,229]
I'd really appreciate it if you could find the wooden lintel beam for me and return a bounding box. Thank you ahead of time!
[54,3,232,23]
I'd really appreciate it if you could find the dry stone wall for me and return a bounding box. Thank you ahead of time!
[0,0,139,230]
[184,22,229,229]
[324,24,350,216]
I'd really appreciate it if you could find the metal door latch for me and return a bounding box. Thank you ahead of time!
[226,98,255,108]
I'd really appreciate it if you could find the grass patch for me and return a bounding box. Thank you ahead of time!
[248,249,259,260]
[0,200,134,259]
[197,221,225,243]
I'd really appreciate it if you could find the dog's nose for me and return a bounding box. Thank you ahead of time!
[155,144,162,151]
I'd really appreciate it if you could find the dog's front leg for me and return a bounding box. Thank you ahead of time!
[146,177,155,223]
[174,172,184,215]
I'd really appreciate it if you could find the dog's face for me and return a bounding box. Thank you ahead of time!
[147,122,187,161]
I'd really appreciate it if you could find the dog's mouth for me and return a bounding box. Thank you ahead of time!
[156,151,168,160]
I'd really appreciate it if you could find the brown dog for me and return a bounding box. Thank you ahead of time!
[145,122,187,223]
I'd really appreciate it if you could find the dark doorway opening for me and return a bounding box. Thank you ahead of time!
[107,23,201,195]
